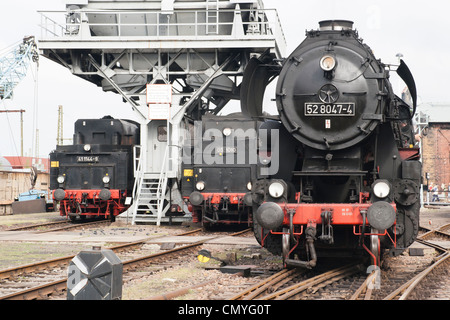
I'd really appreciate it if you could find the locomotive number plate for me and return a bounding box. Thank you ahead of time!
[216,147,237,154]
[304,103,355,116]
[77,156,99,163]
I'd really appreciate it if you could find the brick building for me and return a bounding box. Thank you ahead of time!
[419,104,450,191]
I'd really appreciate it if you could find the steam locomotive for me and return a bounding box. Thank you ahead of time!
[49,116,140,221]
[241,20,421,267]
[182,113,260,229]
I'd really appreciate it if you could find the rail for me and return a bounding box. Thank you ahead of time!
[383,251,449,300]
[0,228,246,300]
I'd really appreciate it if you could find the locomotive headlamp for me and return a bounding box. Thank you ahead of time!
[268,181,285,198]
[223,127,232,136]
[247,182,252,191]
[84,144,91,152]
[57,175,65,184]
[320,55,336,71]
[373,180,391,198]
[196,181,205,191]
[102,175,110,184]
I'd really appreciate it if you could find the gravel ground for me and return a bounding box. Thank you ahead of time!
[0,241,90,270]
[0,207,449,300]
[121,243,282,300]
[0,212,64,230]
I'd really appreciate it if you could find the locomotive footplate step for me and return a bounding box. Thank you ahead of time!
[409,248,424,256]
[408,241,445,253]
[219,265,256,277]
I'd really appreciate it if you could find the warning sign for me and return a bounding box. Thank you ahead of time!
[149,104,171,120]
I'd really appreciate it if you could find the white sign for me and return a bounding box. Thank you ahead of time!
[149,104,171,120]
[146,84,172,104]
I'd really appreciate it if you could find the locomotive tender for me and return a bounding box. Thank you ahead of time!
[241,20,421,267]
[50,116,140,221]
[182,114,261,229]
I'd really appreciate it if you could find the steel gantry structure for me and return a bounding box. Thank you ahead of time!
[38,0,286,225]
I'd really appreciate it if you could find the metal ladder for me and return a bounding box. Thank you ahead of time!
[206,0,219,34]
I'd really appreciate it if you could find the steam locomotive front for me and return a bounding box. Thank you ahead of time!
[248,20,421,268]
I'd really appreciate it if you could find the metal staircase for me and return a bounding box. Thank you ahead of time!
[132,175,170,225]
[131,144,171,225]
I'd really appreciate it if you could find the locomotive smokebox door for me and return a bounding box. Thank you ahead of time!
[67,247,123,300]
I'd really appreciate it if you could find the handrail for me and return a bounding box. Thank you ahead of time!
[156,142,169,226]
[132,145,142,198]
[37,8,286,48]
[131,145,143,225]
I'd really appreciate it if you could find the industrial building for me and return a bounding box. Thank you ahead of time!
[0,156,50,214]
[419,104,450,199]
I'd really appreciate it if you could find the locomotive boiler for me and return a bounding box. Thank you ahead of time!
[50,116,140,221]
[241,20,421,267]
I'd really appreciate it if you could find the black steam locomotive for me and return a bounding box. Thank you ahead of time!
[182,113,261,229]
[241,20,421,267]
[50,116,140,221]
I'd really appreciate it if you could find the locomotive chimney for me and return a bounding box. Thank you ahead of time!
[319,20,354,31]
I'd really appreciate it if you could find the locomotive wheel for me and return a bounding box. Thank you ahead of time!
[370,228,381,267]
[282,227,290,263]
[201,210,215,231]
[202,220,213,231]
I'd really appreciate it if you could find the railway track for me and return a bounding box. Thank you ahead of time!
[5,219,111,233]
[231,263,364,300]
[0,228,249,300]
[350,223,450,300]
[418,223,450,241]
[379,223,450,300]
[1,220,448,301]
[382,251,449,300]
[230,223,450,301]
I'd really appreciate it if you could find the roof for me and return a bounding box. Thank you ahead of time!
[417,104,450,123]
[2,156,49,173]
[0,157,12,172]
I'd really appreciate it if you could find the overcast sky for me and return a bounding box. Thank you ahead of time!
[1,0,449,158]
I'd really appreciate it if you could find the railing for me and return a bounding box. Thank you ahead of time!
[38,8,286,49]
[131,145,143,225]
[156,145,169,226]
[424,191,450,205]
